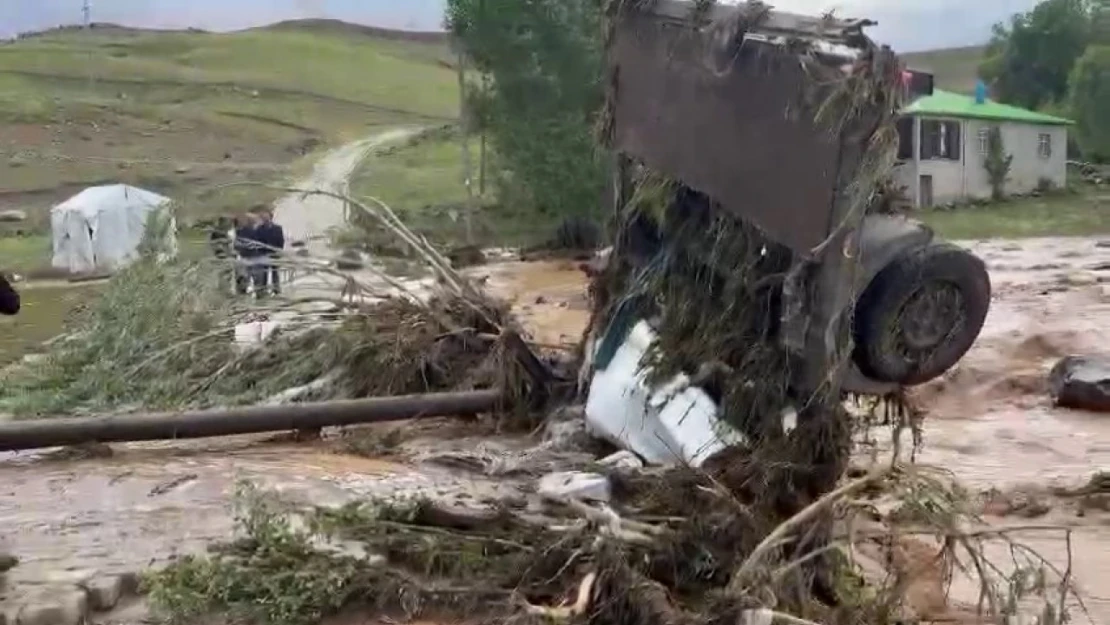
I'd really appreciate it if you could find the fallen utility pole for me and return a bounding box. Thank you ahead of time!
[0,389,502,452]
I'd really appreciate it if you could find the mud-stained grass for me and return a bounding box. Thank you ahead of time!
[921,190,1110,240]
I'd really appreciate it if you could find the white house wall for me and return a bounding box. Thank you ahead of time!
[962,120,1067,199]
[900,117,1068,207]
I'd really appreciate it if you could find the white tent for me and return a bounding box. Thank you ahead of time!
[50,184,178,274]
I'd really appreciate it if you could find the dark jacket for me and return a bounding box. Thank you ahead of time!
[234,226,264,258]
[255,222,285,257]
[0,273,20,316]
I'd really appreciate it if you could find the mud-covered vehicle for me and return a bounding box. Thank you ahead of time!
[597,0,991,396]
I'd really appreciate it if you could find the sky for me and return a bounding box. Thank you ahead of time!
[0,0,1041,51]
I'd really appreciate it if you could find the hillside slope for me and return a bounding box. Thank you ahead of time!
[901,45,986,94]
[0,23,458,229]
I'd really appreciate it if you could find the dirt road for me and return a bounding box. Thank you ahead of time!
[273,127,424,257]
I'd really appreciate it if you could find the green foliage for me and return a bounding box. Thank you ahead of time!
[979,0,1095,109]
[1069,45,1110,161]
[144,482,370,625]
[445,0,606,224]
[983,126,1014,200]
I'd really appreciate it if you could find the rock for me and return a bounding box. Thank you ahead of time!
[1097,240,1110,249]
[596,450,644,471]
[0,552,17,572]
[15,590,87,625]
[333,249,364,271]
[542,405,595,451]
[81,576,123,612]
[1049,356,1110,412]
[0,210,27,223]
[1061,271,1099,287]
[537,471,611,503]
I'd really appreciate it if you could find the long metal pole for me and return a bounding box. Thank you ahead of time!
[83,0,94,92]
[0,389,502,452]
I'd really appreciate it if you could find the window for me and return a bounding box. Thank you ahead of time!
[978,128,990,155]
[896,117,914,160]
[1038,133,1052,159]
[920,120,961,161]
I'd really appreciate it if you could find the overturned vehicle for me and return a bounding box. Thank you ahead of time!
[583,0,991,463]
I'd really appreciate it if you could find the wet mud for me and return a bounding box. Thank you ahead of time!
[5,237,1110,622]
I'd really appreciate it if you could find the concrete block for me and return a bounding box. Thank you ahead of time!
[16,590,86,625]
[115,572,142,597]
[81,576,123,612]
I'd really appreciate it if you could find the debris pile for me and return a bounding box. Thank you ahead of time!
[0,256,529,416]
[142,451,1077,625]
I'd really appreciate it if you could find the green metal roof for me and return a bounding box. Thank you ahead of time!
[904,89,1073,126]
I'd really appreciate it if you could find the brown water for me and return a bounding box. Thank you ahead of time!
[5,240,1110,622]
[477,259,591,347]
[0,430,534,607]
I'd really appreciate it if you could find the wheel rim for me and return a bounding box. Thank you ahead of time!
[888,281,967,363]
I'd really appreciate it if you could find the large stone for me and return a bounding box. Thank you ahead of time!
[81,576,123,612]
[0,210,26,223]
[15,590,87,625]
[1049,356,1110,412]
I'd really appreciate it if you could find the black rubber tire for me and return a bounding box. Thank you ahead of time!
[853,242,991,386]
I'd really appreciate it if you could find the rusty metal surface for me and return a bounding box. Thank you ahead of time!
[644,0,873,42]
[610,11,850,253]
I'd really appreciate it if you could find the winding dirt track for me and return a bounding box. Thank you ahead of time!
[273,127,424,257]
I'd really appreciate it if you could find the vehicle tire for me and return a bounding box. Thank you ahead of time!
[853,242,991,386]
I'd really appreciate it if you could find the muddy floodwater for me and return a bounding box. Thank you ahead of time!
[4,239,1110,622]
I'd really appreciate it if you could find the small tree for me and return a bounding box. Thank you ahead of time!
[1069,45,1110,162]
[983,126,1014,200]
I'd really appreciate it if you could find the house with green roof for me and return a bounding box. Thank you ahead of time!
[894,88,1073,207]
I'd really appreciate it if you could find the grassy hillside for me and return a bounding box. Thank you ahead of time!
[0,22,458,244]
[901,45,986,94]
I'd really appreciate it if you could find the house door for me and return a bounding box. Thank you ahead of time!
[919,175,934,208]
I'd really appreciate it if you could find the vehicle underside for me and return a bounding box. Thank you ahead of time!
[600,181,992,395]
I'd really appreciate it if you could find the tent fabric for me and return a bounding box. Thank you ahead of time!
[50,184,178,274]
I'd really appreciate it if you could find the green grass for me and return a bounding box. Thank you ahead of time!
[0,283,102,366]
[350,134,569,250]
[0,29,458,121]
[920,191,1110,240]
[0,24,460,239]
[901,45,986,94]
[0,235,50,273]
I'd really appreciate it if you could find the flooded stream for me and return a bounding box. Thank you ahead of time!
[4,239,1110,622]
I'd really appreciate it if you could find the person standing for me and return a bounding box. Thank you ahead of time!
[254,209,285,296]
[233,213,261,296]
[208,216,234,292]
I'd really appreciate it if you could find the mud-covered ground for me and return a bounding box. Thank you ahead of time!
[3,237,1110,623]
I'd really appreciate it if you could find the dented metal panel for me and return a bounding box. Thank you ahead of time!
[610,9,851,252]
[645,0,873,42]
